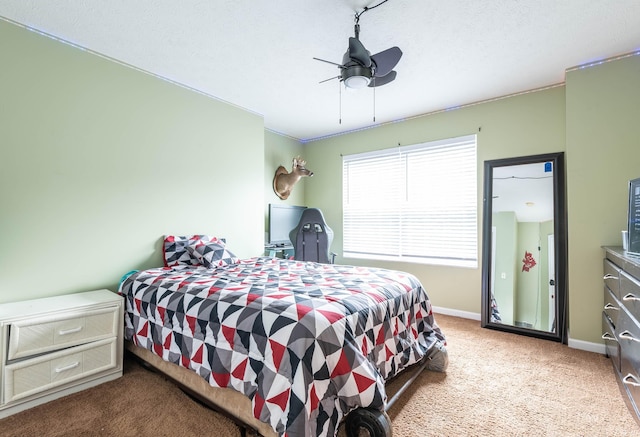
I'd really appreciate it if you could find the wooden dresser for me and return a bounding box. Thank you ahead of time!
[603,247,640,422]
[0,289,123,418]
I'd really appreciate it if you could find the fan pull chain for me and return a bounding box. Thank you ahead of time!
[373,81,376,122]
[339,80,342,124]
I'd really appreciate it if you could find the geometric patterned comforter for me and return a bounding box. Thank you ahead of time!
[118,257,446,437]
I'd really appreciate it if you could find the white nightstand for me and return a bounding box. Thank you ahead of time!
[0,289,123,418]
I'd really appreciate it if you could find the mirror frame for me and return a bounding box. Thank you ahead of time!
[481,152,567,343]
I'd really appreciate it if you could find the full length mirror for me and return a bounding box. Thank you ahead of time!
[481,152,567,342]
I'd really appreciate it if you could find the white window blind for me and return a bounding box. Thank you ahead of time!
[342,134,477,267]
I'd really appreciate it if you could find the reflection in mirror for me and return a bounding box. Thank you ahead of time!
[481,153,567,343]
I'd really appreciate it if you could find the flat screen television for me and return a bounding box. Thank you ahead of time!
[268,204,306,246]
[628,178,640,254]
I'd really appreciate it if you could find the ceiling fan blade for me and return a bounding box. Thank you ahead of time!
[313,57,345,68]
[348,37,371,68]
[368,70,397,87]
[319,75,341,84]
[371,47,403,77]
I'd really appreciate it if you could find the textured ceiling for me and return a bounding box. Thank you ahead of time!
[1,0,640,142]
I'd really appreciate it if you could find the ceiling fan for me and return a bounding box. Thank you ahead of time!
[314,5,403,89]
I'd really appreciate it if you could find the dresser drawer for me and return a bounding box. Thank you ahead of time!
[604,285,622,330]
[607,249,626,270]
[621,355,640,417]
[7,306,120,361]
[624,256,640,284]
[603,312,620,372]
[4,337,117,403]
[621,269,640,320]
[617,305,640,368]
[604,258,622,300]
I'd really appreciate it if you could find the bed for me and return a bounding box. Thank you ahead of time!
[118,235,447,437]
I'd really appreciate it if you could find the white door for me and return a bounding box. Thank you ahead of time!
[548,234,555,332]
[491,227,496,295]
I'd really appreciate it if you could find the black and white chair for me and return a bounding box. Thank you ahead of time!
[289,208,335,263]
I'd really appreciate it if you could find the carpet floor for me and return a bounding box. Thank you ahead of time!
[1,314,637,436]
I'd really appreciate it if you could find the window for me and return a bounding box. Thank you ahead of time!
[342,134,477,267]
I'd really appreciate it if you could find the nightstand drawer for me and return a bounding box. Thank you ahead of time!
[4,337,117,403]
[7,306,119,361]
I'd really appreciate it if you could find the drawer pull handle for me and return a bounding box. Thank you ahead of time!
[58,326,82,336]
[619,330,640,342]
[604,274,619,280]
[623,293,640,302]
[602,332,617,342]
[55,361,80,373]
[623,374,640,387]
[604,303,619,311]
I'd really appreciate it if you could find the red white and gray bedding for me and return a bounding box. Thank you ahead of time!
[119,255,446,437]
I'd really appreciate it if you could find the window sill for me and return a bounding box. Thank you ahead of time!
[343,252,478,269]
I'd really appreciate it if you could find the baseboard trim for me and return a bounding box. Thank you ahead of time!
[567,337,606,355]
[432,306,481,321]
[432,306,606,355]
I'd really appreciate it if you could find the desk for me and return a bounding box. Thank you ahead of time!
[265,245,294,259]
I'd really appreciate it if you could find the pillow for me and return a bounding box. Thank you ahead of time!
[163,235,213,267]
[187,240,239,268]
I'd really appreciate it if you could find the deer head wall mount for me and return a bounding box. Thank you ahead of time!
[273,156,314,200]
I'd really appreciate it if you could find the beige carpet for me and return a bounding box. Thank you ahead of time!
[1,314,637,436]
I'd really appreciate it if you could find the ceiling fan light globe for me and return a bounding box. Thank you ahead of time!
[341,65,372,89]
[344,75,371,88]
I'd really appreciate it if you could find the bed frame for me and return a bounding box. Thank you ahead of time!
[126,341,446,437]
[126,342,275,437]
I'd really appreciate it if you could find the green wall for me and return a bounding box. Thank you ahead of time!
[493,211,517,325]
[566,54,640,344]
[0,20,265,303]
[299,87,566,316]
[264,130,306,242]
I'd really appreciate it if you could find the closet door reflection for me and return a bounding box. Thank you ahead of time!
[481,152,566,343]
